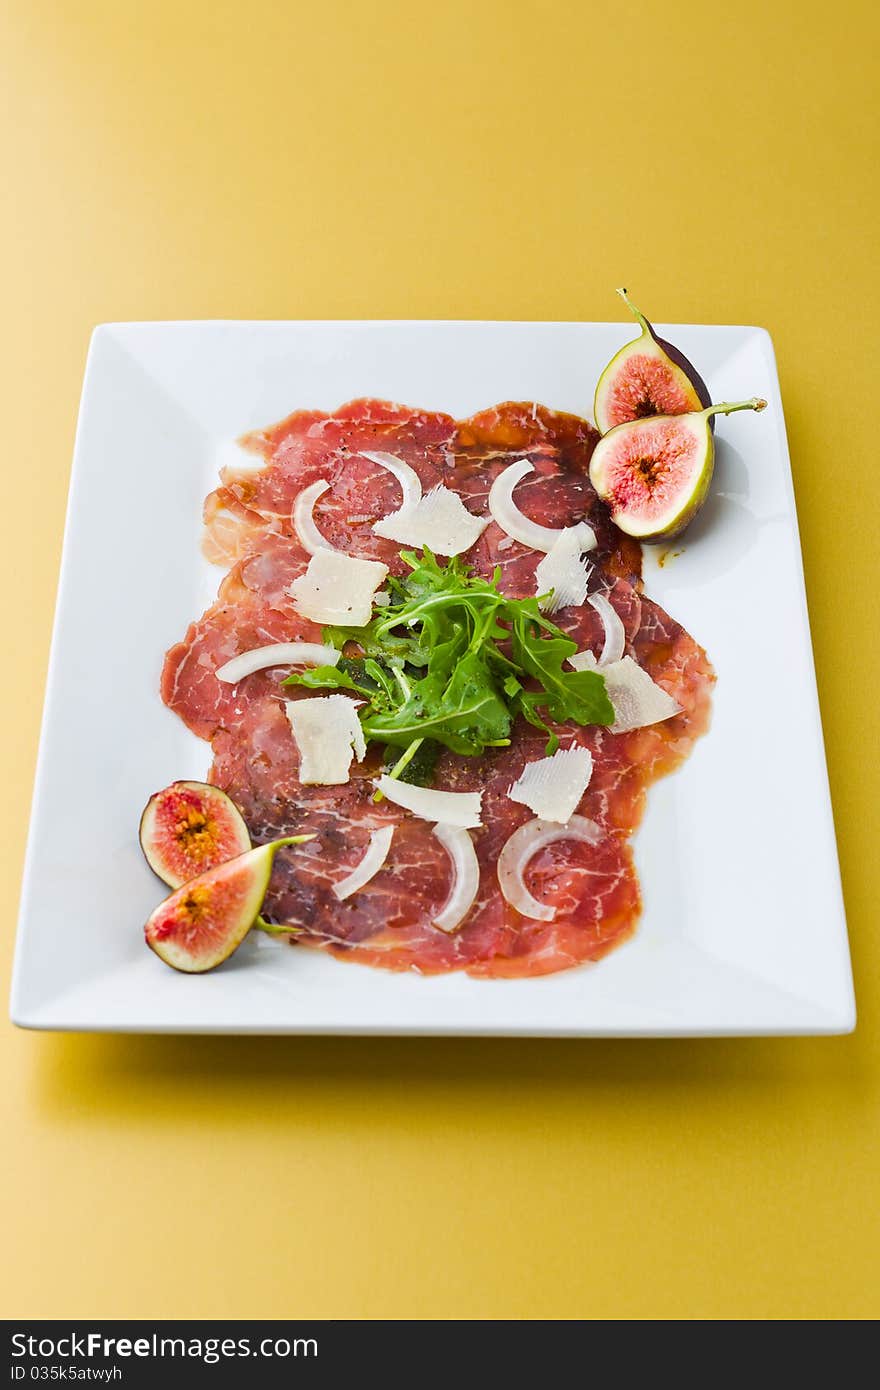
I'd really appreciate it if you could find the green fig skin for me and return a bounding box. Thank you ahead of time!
[144,835,313,973]
[590,398,766,542]
[593,289,712,435]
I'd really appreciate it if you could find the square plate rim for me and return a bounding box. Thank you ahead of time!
[10,319,855,1036]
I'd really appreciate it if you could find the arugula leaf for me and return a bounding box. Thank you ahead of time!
[510,608,614,727]
[283,657,400,711]
[364,653,511,755]
[283,547,613,781]
[322,619,429,667]
[382,738,439,787]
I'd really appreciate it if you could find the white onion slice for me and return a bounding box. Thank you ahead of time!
[488,460,597,554]
[587,591,626,666]
[373,485,488,556]
[375,775,482,828]
[360,451,423,509]
[333,825,395,902]
[293,479,336,555]
[497,815,602,922]
[216,642,341,684]
[432,824,480,932]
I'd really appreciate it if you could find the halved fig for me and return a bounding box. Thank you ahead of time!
[144,836,311,973]
[139,781,251,888]
[594,288,712,434]
[589,398,766,541]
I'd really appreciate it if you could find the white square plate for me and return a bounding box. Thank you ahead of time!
[10,321,854,1034]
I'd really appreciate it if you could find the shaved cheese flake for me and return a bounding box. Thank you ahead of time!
[293,479,336,555]
[360,451,423,508]
[508,747,593,824]
[535,525,595,614]
[285,695,366,785]
[375,776,483,828]
[497,815,603,921]
[598,656,682,733]
[568,648,598,671]
[588,591,626,666]
[432,824,480,932]
[566,651,680,731]
[216,642,341,684]
[289,549,389,626]
[373,485,488,556]
[488,459,598,554]
[333,825,395,901]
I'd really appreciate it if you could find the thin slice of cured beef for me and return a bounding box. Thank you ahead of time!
[163,400,713,977]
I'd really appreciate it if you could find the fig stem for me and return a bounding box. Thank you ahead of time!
[615,286,652,338]
[267,834,316,851]
[702,397,767,419]
[255,917,303,937]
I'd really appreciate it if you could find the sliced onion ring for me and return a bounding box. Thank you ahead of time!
[360,451,423,509]
[587,591,625,666]
[488,459,597,554]
[375,776,482,828]
[216,642,341,684]
[333,825,395,902]
[293,479,336,555]
[431,823,480,933]
[497,815,602,922]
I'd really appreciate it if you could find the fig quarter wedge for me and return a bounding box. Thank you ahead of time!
[145,835,314,973]
[139,781,251,888]
[594,288,712,434]
[589,398,767,541]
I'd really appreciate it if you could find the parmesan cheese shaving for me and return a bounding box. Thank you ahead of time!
[568,649,598,671]
[289,549,389,627]
[285,695,367,785]
[600,656,681,733]
[507,747,594,824]
[534,525,595,614]
[373,485,488,556]
[567,653,681,732]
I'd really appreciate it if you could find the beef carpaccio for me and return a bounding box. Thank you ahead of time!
[162,399,714,978]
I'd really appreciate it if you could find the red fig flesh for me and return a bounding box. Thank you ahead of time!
[594,289,712,434]
[144,836,310,972]
[589,398,766,541]
[139,781,251,888]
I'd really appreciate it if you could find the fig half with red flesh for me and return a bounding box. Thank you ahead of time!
[145,836,312,973]
[140,781,251,888]
[589,398,766,541]
[594,288,712,434]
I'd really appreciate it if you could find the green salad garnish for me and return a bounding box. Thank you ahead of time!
[283,548,612,780]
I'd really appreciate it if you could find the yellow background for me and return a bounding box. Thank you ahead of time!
[1,0,877,1321]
